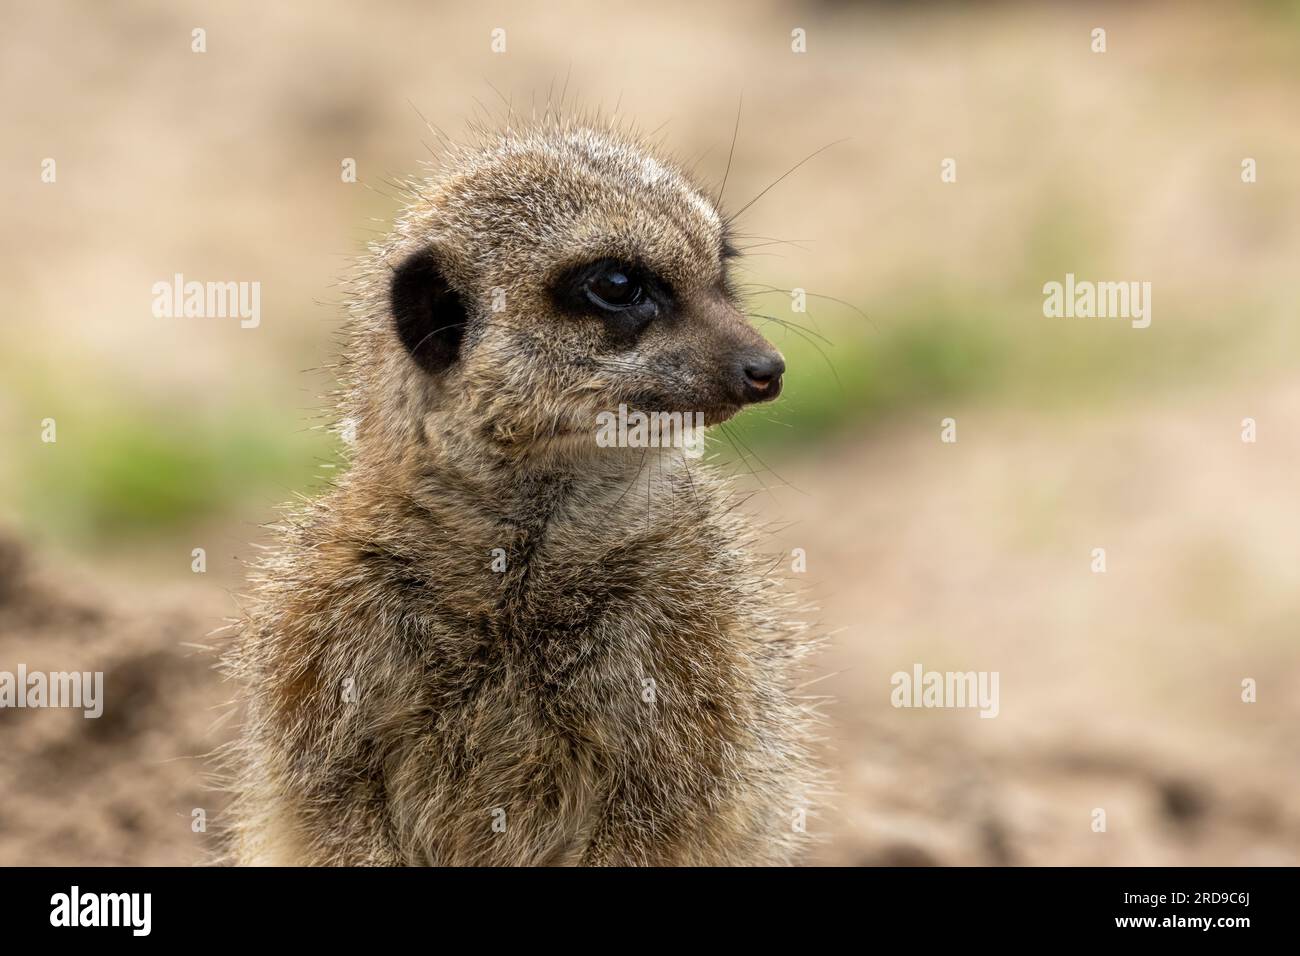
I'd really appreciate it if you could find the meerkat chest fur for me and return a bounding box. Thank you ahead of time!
[227,118,819,866]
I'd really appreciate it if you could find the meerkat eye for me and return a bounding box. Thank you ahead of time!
[586,266,643,310]
[550,260,663,339]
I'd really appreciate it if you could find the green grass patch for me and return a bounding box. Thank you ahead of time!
[17,401,337,544]
[724,286,1260,454]
[727,294,1010,451]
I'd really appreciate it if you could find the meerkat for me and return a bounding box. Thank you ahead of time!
[222,112,823,866]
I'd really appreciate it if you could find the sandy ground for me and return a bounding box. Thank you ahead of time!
[0,536,229,865]
[778,379,1300,865]
[3,377,1296,866]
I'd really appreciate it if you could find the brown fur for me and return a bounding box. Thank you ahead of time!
[221,112,823,866]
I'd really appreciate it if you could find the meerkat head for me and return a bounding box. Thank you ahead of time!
[352,119,785,473]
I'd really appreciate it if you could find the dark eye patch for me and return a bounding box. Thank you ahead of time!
[549,258,671,345]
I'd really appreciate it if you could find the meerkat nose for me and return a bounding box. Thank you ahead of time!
[736,351,786,404]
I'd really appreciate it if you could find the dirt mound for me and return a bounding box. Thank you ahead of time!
[0,532,231,865]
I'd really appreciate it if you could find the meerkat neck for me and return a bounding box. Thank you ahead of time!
[386,441,694,531]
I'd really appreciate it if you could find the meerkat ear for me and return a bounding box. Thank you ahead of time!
[390,247,468,375]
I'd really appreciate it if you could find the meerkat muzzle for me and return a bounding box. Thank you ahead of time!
[735,350,786,404]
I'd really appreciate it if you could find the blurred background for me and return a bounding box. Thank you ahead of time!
[2,0,1298,865]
